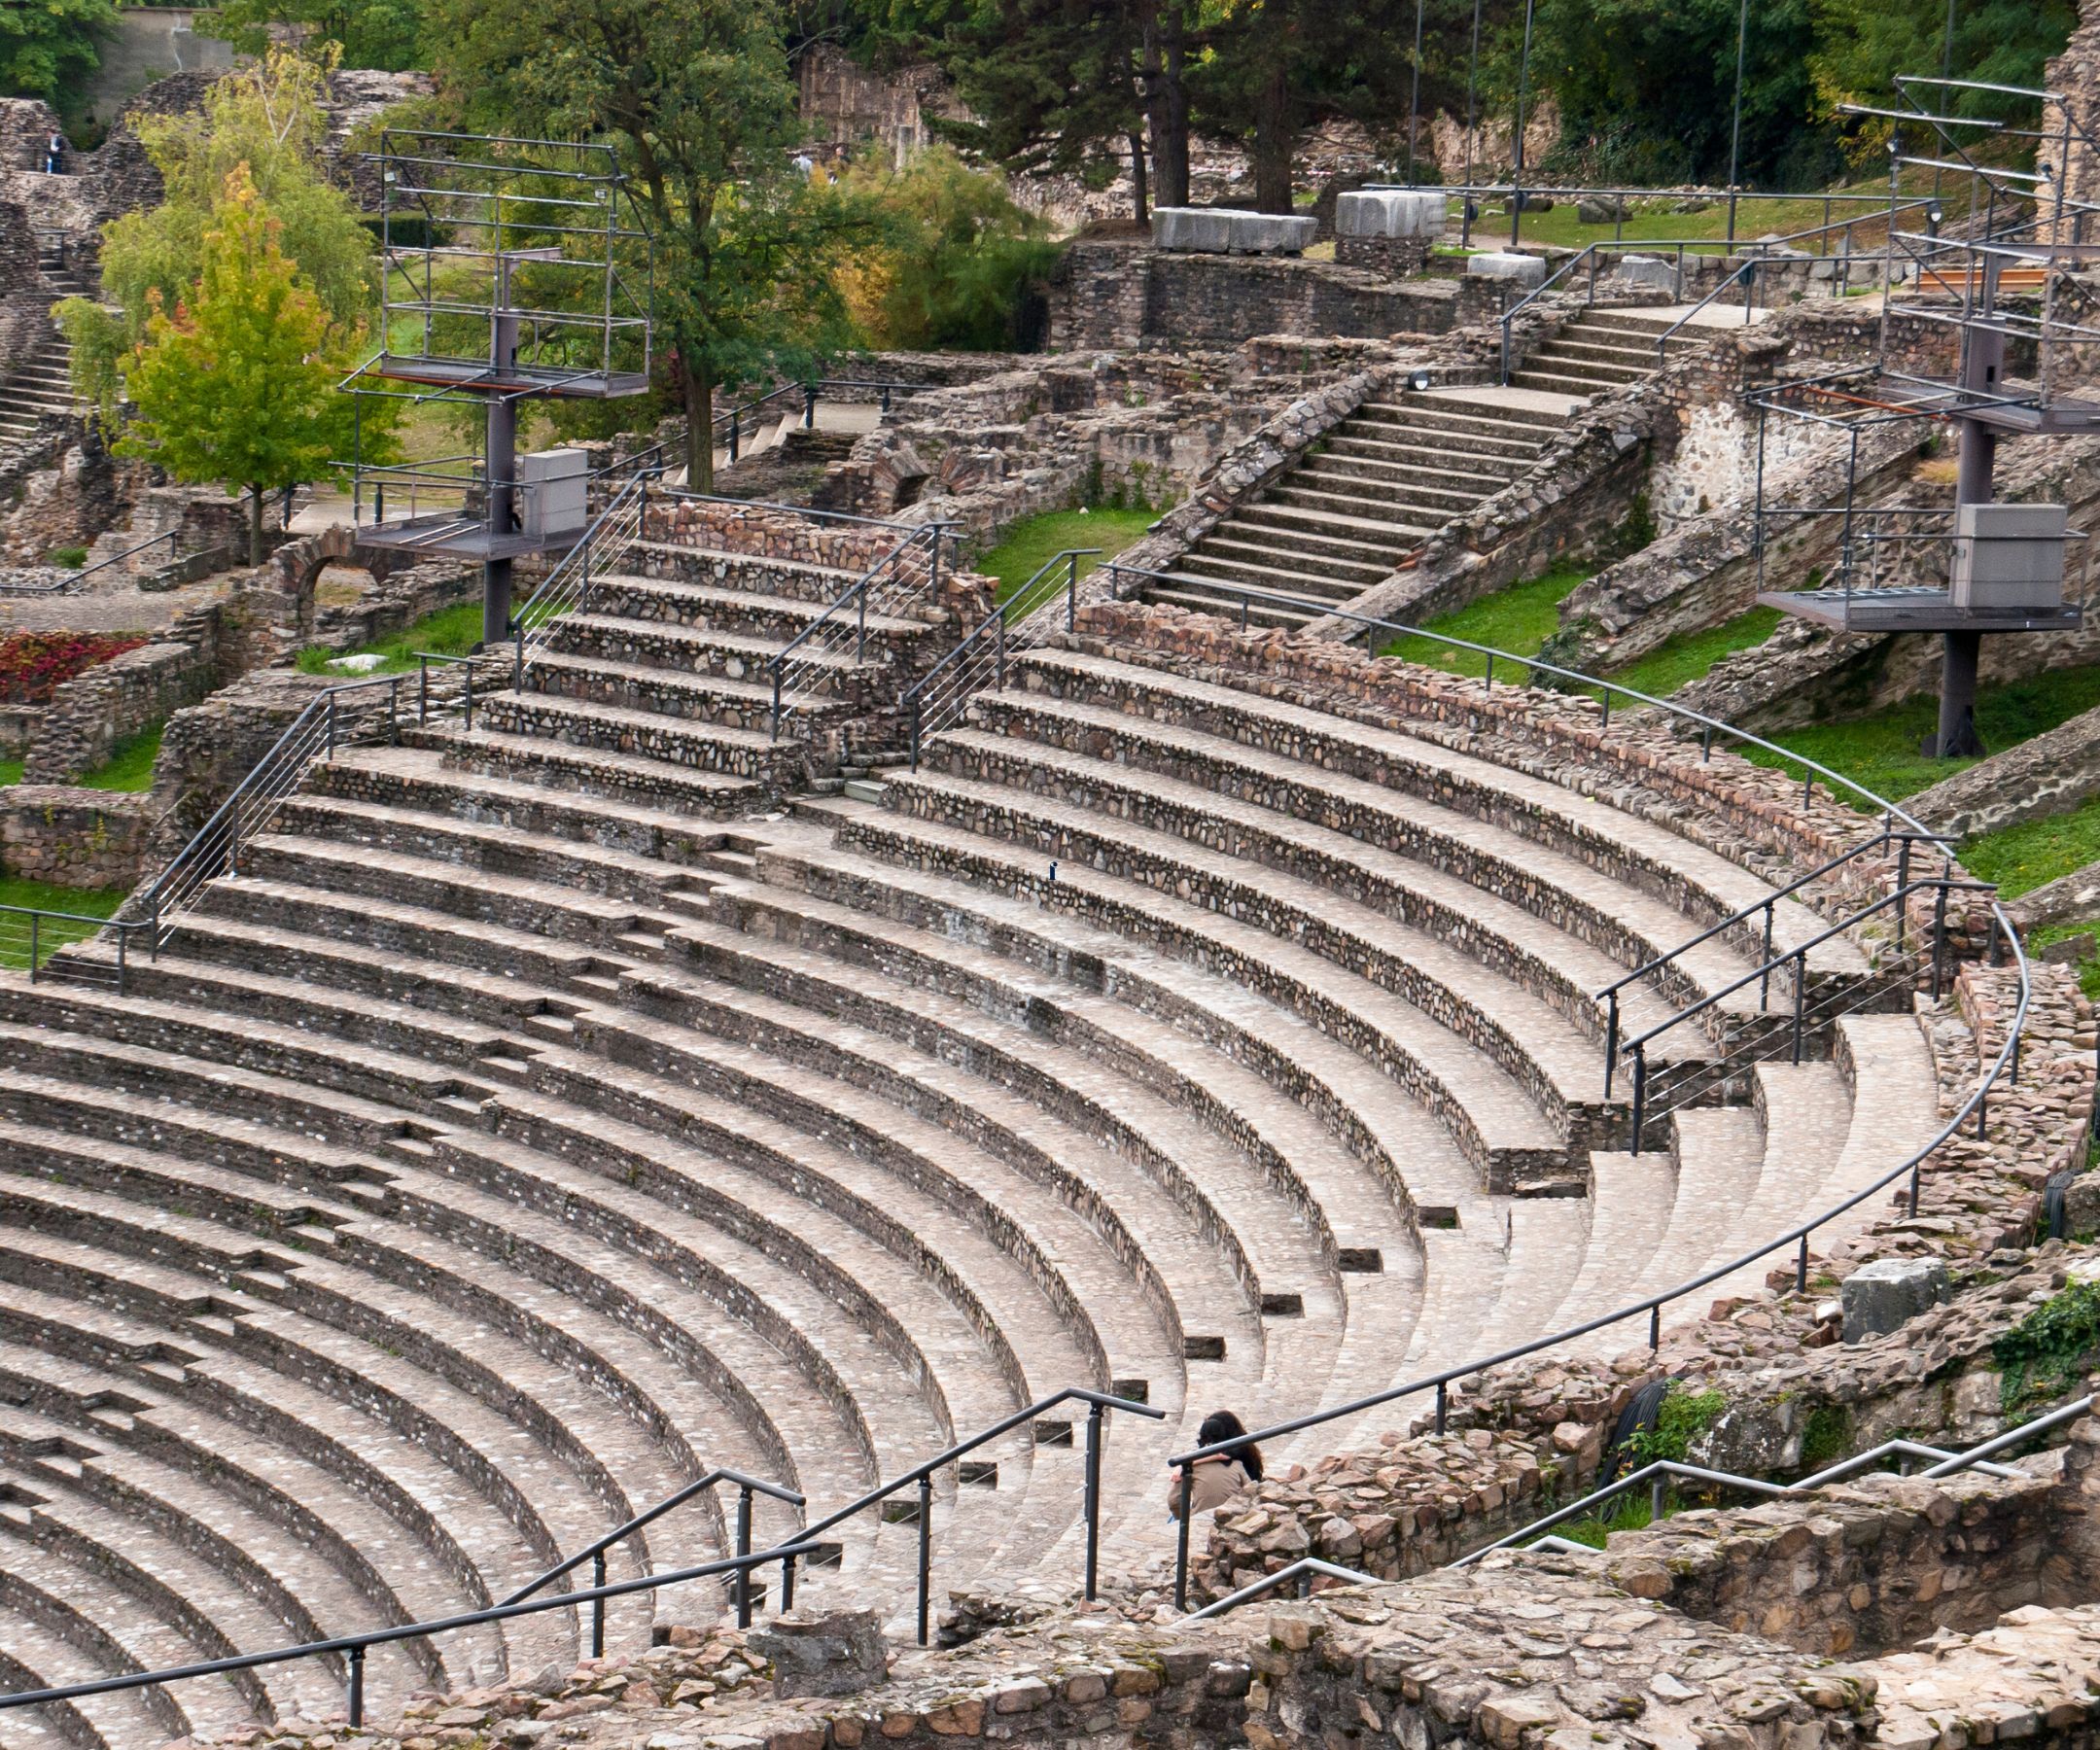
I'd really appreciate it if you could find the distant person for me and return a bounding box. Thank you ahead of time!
[1166,1411,1265,1519]
[793,152,814,178]
[44,130,64,175]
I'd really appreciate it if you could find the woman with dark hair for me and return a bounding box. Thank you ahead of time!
[1167,1411,1264,1519]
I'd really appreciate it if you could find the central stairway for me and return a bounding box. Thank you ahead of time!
[1137,306,1728,629]
[0,598,1939,1743]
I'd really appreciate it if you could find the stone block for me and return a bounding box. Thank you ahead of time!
[1150,207,1318,256]
[1577,195,1628,225]
[747,1609,890,1698]
[1335,190,1446,241]
[1611,254,1676,291]
[2043,932,2096,966]
[1840,1258,1953,1345]
[1466,252,1548,288]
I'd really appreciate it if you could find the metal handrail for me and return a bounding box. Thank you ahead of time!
[502,1465,805,1652]
[1452,1394,2091,1569]
[1183,1558,1380,1621]
[902,547,1098,765]
[1654,257,1761,364]
[0,1540,826,1727]
[767,522,951,744]
[1081,573,2033,1609]
[782,1385,1164,1646]
[720,377,929,464]
[0,526,181,597]
[1099,566,1937,836]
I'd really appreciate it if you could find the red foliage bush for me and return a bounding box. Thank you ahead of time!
[0,632,148,703]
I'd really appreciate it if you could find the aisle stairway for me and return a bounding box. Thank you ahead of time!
[0,622,1936,1741]
[1136,306,1727,629]
[0,244,91,447]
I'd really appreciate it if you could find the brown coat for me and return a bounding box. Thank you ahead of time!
[1168,1454,1253,1518]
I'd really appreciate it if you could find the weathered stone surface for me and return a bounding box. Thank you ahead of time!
[1150,206,1319,256]
[748,1611,890,1698]
[1466,251,1549,287]
[1334,190,1446,240]
[1840,1258,1953,1344]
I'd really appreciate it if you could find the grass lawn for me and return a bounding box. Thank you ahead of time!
[975,508,1159,605]
[1964,797,2100,900]
[1738,662,2100,814]
[0,874,128,972]
[1608,606,1783,702]
[1379,564,1593,679]
[79,722,163,791]
[0,759,20,788]
[298,599,487,677]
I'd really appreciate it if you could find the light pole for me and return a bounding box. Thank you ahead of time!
[1407,0,1426,185]
[1510,0,1537,248]
[1725,0,1749,247]
[1460,0,1484,244]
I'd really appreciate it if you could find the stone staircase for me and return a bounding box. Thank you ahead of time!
[1136,307,1720,630]
[0,244,91,447]
[0,619,1942,1741]
[1506,307,1709,396]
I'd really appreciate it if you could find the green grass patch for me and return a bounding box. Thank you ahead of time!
[297,599,487,678]
[1739,661,2100,815]
[0,759,21,788]
[79,721,163,791]
[1380,564,1593,679]
[1608,606,1782,701]
[0,875,127,972]
[975,508,1159,607]
[44,546,86,569]
[1540,1491,1657,1550]
[1965,795,2100,900]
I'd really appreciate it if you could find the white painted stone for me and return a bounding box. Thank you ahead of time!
[1335,191,1446,241]
[326,651,389,673]
[1466,252,1548,287]
[1151,206,1318,255]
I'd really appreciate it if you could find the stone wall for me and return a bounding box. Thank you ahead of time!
[21,598,232,783]
[1902,703,2100,839]
[1046,243,1469,351]
[77,8,233,115]
[0,785,152,888]
[813,349,1331,553]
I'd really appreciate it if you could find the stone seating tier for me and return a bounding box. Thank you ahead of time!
[0,605,1940,1744]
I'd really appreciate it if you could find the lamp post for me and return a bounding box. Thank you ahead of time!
[1725,0,1749,247]
[1407,0,1426,185]
[1460,0,1484,245]
[1510,0,1537,249]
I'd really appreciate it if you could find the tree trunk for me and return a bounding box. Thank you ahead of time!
[1128,127,1149,225]
[684,360,716,495]
[247,483,263,567]
[1139,0,1190,208]
[1252,54,1293,213]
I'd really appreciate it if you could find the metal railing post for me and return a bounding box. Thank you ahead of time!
[591,1552,607,1658]
[780,1549,796,1614]
[915,1473,933,1646]
[513,628,523,693]
[728,409,740,464]
[857,580,868,663]
[419,657,430,723]
[996,610,1006,690]
[326,693,337,759]
[1796,1232,1809,1294]
[1602,992,1619,1099]
[26,910,37,983]
[1083,1400,1104,1601]
[910,699,923,772]
[1896,836,1913,951]
[1628,1044,1647,1154]
[771,667,783,742]
[347,1645,365,1728]
[1648,1303,1660,1348]
[1174,1465,1194,1610]
[1067,550,1079,632]
[1434,1380,1448,1433]
[1931,878,1950,1002]
[115,924,127,997]
[464,666,474,735]
[804,384,817,429]
[1759,902,1775,1009]
[735,1485,754,1628]
[1791,950,1808,1064]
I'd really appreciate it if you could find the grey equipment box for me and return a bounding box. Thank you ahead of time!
[1950,501,2068,612]
[518,448,590,542]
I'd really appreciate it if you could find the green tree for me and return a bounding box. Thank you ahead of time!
[201,0,425,71]
[428,0,886,491]
[842,148,1060,347]
[121,165,387,564]
[1811,0,2075,145]
[0,0,116,107]
[56,49,381,414]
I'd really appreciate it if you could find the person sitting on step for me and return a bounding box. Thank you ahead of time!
[1167,1410,1264,1518]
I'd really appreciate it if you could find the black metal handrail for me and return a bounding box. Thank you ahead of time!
[0,526,181,597]
[1454,1392,2091,1569]
[902,547,1098,766]
[1594,824,1951,1098]
[721,377,929,464]
[767,521,952,742]
[777,1385,1163,1646]
[502,1465,804,1652]
[1056,571,2032,1610]
[0,1540,826,1728]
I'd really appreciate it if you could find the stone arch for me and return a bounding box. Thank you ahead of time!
[271,524,417,638]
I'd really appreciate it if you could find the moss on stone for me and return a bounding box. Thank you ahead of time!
[1995,1278,2100,1414]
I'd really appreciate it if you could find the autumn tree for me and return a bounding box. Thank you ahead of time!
[121,166,385,564]
[57,49,381,416]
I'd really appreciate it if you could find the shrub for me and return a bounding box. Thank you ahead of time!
[1996,1279,2100,1414]
[45,546,88,569]
[0,631,146,703]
